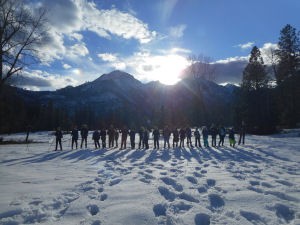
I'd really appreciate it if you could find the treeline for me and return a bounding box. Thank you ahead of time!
[235,24,300,134]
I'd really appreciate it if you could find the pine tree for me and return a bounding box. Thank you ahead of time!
[275,24,300,84]
[242,46,269,90]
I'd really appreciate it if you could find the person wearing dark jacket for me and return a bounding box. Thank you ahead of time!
[202,126,209,148]
[138,127,144,149]
[238,121,246,145]
[100,129,107,148]
[80,125,88,148]
[186,127,193,147]
[179,128,186,148]
[210,124,217,147]
[229,128,236,148]
[108,125,115,148]
[114,129,119,147]
[71,126,79,149]
[129,129,136,149]
[120,127,129,149]
[194,128,201,148]
[173,128,179,148]
[92,130,100,149]
[152,127,160,149]
[55,127,63,151]
[143,128,149,149]
[218,126,226,147]
[163,126,171,149]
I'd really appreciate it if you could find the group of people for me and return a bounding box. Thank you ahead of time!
[54,122,246,151]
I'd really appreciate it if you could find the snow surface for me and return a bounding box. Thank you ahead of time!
[0,131,299,225]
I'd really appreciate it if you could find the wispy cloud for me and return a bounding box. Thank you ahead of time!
[235,42,255,50]
[98,53,118,62]
[169,24,187,38]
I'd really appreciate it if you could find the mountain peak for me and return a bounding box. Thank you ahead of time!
[98,70,135,81]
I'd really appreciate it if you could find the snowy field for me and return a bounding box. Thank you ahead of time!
[0,131,299,225]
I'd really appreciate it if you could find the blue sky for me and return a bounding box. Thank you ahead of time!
[17,0,300,90]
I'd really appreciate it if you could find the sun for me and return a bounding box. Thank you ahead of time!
[151,54,189,85]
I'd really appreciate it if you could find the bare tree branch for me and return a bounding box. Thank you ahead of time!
[0,0,47,87]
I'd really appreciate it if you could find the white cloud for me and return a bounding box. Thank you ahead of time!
[30,0,156,64]
[9,69,79,91]
[77,0,156,43]
[67,42,89,58]
[69,32,83,41]
[259,42,279,65]
[236,42,255,50]
[98,53,118,62]
[169,24,186,38]
[215,56,248,64]
[63,63,72,69]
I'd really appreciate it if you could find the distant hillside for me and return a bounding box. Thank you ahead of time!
[0,70,239,132]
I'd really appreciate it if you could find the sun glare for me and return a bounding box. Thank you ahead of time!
[153,54,188,85]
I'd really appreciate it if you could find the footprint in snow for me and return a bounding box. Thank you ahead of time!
[206,179,216,187]
[193,172,203,178]
[153,204,167,217]
[87,204,99,216]
[261,182,274,188]
[109,178,122,186]
[178,192,199,203]
[158,186,176,202]
[186,176,198,185]
[170,202,192,213]
[197,186,208,193]
[275,179,294,187]
[273,203,295,223]
[249,180,260,186]
[100,194,108,201]
[194,213,210,225]
[240,210,266,224]
[160,177,183,192]
[208,194,225,210]
[97,187,104,193]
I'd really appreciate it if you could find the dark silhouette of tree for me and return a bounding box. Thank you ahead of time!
[0,0,47,87]
[242,46,269,90]
[275,24,300,84]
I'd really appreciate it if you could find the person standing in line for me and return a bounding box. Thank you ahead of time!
[238,121,246,145]
[108,125,115,148]
[71,125,79,149]
[55,127,63,151]
[173,128,179,148]
[202,126,209,148]
[210,124,217,147]
[80,124,88,149]
[186,127,193,147]
[229,127,236,148]
[129,128,136,149]
[163,125,171,149]
[194,127,201,148]
[138,127,144,149]
[114,128,119,148]
[218,126,226,147]
[120,127,129,150]
[92,130,100,149]
[143,128,149,149]
[152,127,160,149]
[179,128,186,148]
[100,128,107,148]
